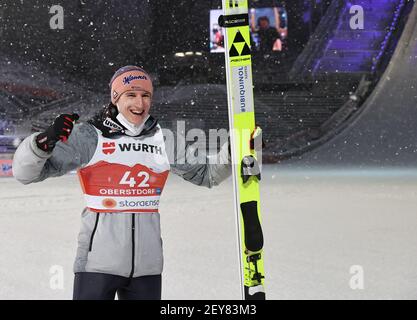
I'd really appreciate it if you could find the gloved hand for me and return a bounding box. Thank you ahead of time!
[249,126,266,151]
[228,125,266,156]
[35,113,79,152]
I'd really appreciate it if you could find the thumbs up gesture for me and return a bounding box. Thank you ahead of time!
[35,113,79,152]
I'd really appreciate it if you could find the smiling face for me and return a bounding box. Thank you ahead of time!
[116,90,152,126]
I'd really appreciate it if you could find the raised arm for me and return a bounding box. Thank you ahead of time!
[273,6,280,33]
[13,115,97,184]
[274,6,288,38]
[250,8,257,32]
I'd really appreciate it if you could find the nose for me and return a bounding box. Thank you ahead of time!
[132,95,144,108]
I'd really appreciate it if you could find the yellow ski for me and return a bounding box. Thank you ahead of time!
[220,0,266,300]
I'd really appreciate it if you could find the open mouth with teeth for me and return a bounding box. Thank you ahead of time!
[130,110,144,116]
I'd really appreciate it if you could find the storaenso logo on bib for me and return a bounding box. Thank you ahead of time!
[102,198,117,208]
[232,65,253,114]
[119,199,160,208]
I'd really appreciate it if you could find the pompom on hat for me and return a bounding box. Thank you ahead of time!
[109,65,153,105]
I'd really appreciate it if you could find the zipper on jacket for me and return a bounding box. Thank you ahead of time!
[89,213,100,252]
[129,213,135,278]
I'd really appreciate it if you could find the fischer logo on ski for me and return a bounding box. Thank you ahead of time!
[229,31,251,57]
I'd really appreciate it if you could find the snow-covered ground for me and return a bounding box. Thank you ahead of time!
[1,165,417,300]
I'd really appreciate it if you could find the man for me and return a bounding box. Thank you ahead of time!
[257,16,282,52]
[12,65,232,300]
[250,6,287,53]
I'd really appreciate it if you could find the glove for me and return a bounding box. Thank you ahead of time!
[249,126,266,151]
[35,113,79,152]
[228,126,266,156]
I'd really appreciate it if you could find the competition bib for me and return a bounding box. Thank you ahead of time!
[77,126,170,213]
